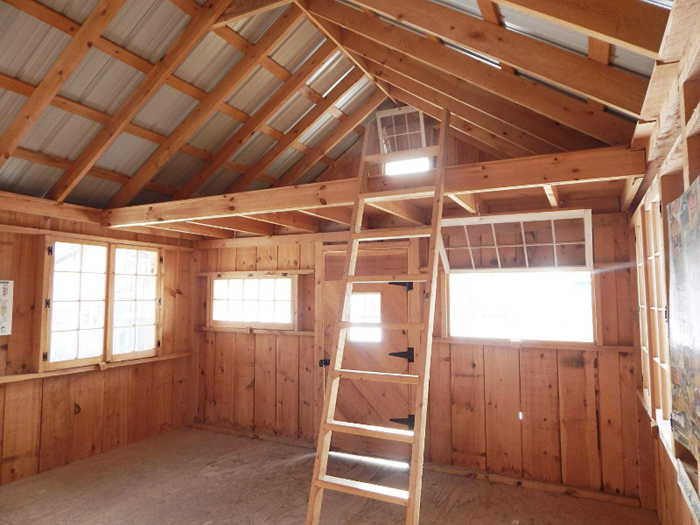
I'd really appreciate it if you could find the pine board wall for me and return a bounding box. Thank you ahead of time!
[196,212,655,504]
[0,210,197,485]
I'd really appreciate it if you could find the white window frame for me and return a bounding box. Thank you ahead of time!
[376,106,427,154]
[106,245,163,363]
[40,236,163,372]
[208,272,298,331]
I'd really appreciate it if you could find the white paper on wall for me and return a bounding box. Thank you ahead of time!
[0,281,13,335]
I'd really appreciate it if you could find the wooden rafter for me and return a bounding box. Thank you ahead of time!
[173,40,337,199]
[321,0,647,117]
[489,0,669,59]
[212,0,293,28]
[543,185,561,208]
[45,0,234,202]
[342,34,603,153]
[475,0,515,74]
[106,6,304,208]
[226,68,365,192]
[273,89,386,187]
[449,194,485,214]
[0,0,124,171]
[250,212,320,232]
[306,0,635,145]
[102,146,645,227]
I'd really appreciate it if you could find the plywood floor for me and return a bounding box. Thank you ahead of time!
[0,427,659,525]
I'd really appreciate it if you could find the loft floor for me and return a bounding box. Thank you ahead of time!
[0,427,659,525]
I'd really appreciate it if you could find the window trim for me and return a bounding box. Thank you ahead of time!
[40,236,164,372]
[207,271,298,331]
[105,244,163,364]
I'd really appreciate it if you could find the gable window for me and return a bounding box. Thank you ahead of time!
[348,292,382,343]
[444,210,595,343]
[211,275,296,330]
[48,241,108,368]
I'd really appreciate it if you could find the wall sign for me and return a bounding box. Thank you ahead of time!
[0,280,13,335]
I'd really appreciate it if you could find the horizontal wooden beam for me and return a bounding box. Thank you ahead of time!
[102,146,644,227]
[489,0,669,59]
[0,191,102,223]
[192,217,276,236]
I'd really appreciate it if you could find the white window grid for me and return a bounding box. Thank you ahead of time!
[376,106,427,155]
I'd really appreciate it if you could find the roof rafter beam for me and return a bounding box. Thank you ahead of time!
[212,0,292,28]
[173,40,337,199]
[102,146,644,228]
[306,0,635,145]
[45,0,234,202]
[330,0,647,117]
[0,0,125,171]
[273,89,386,187]
[107,5,304,208]
[489,0,669,59]
[475,0,515,73]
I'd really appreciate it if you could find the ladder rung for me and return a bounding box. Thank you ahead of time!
[347,274,427,284]
[325,420,415,443]
[315,475,409,506]
[339,321,424,330]
[353,226,433,241]
[334,369,420,385]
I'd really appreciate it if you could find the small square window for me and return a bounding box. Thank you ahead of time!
[211,276,296,329]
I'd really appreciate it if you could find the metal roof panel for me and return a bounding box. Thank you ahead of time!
[265,148,304,179]
[0,157,63,198]
[133,84,198,136]
[228,6,287,44]
[269,19,326,73]
[230,131,276,166]
[306,52,353,97]
[266,92,315,134]
[174,32,244,92]
[187,111,243,153]
[226,66,283,115]
[151,152,205,189]
[95,132,159,176]
[0,89,27,136]
[199,167,240,196]
[64,174,121,208]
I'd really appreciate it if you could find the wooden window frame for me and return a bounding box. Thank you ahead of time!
[106,245,164,364]
[40,236,164,372]
[207,271,299,331]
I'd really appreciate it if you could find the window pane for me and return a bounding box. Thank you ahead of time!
[53,273,80,301]
[80,301,105,329]
[115,275,136,300]
[365,294,381,319]
[213,280,229,300]
[349,327,381,343]
[350,294,365,319]
[82,245,106,273]
[54,242,81,272]
[80,273,105,301]
[243,279,259,300]
[449,271,594,342]
[113,327,134,355]
[229,299,243,320]
[135,325,155,352]
[259,279,275,300]
[52,301,79,331]
[243,300,258,322]
[275,278,291,301]
[259,301,275,322]
[114,301,135,327]
[137,250,158,276]
[136,275,157,300]
[115,248,137,275]
[78,329,103,359]
[229,279,243,299]
[212,300,229,321]
[50,331,78,362]
[275,301,292,324]
[136,300,156,326]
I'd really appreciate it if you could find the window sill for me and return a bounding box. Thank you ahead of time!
[432,336,634,353]
[198,326,313,336]
[0,352,192,385]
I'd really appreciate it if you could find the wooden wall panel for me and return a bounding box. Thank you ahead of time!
[450,344,485,470]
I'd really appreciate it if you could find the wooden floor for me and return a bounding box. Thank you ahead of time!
[0,427,659,525]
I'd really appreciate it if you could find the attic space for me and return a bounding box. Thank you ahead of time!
[0,0,698,524]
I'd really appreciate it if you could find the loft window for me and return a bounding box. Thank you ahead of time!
[444,210,595,343]
[211,275,296,330]
[349,292,382,343]
[376,106,430,177]
[385,157,430,176]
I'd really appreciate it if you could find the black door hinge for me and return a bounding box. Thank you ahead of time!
[389,347,414,362]
[390,414,415,430]
[45,298,50,308]
[389,281,413,291]
[157,340,161,348]
[319,359,330,368]
[47,246,53,256]
[159,256,164,264]
[664,306,668,322]
[42,352,48,362]
[158,298,162,306]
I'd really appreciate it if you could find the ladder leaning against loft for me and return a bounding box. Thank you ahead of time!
[306,109,451,525]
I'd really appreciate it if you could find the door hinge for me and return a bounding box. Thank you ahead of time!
[389,347,414,362]
[319,359,330,368]
[664,306,668,322]
[388,281,413,291]
[45,298,50,308]
[47,246,53,256]
[158,298,162,306]
[159,256,164,264]
[390,414,415,430]
[659,202,663,216]
[42,352,48,362]
[157,340,161,348]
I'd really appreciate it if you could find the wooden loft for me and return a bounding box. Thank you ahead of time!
[0,0,699,523]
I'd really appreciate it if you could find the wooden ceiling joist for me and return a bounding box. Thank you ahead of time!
[102,145,644,228]
[149,222,234,239]
[273,89,386,187]
[366,200,426,226]
[0,0,124,171]
[191,217,276,236]
[44,0,234,203]
[488,0,670,59]
[449,194,486,215]
[106,6,305,209]
[173,40,337,200]
[316,0,648,117]
[249,212,321,232]
[306,0,635,146]
[212,0,293,29]
[342,35,603,153]
[543,185,561,208]
[299,207,353,226]
[226,68,365,192]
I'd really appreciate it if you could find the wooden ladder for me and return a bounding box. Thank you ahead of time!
[306,110,451,525]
